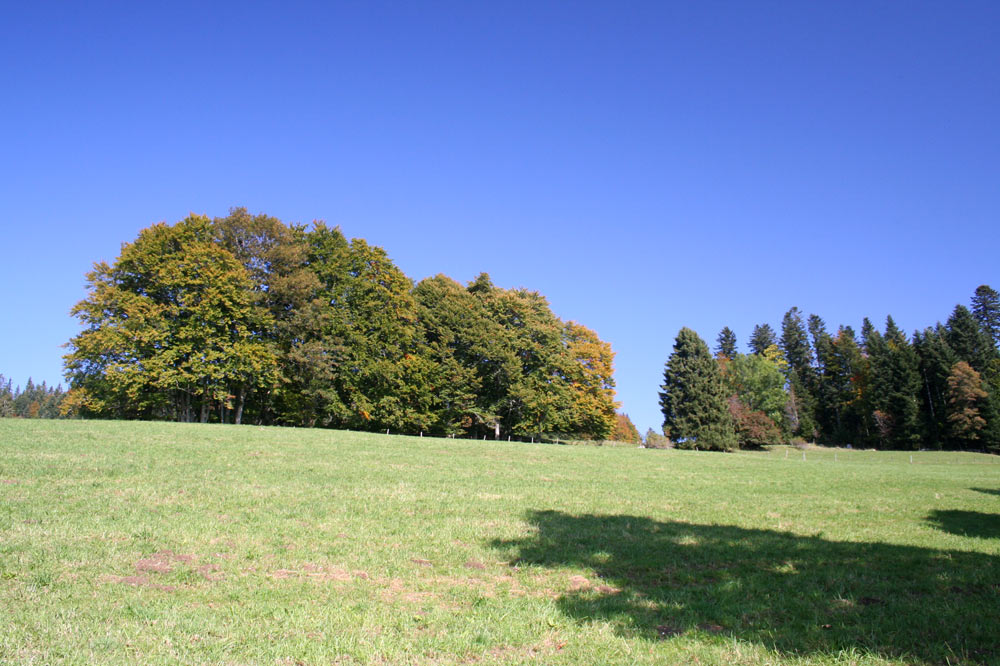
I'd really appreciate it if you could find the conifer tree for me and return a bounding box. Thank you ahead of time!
[780,307,817,438]
[780,308,813,376]
[807,315,838,441]
[867,317,921,449]
[913,326,957,448]
[0,375,13,417]
[748,324,777,356]
[971,285,1000,351]
[659,328,737,451]
[716,327,737,359]
[946,305,993,374]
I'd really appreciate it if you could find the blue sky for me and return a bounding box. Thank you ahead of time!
[1,1,998,434]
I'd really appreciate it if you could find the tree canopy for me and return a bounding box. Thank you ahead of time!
[62,210,618,440]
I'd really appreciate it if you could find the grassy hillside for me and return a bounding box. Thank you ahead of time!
[1,419,998,665]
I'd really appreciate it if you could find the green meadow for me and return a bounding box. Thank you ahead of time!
[1,419,998,665]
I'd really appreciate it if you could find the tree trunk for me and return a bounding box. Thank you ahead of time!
[235,386,245,425]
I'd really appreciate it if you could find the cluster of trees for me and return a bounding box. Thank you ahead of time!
[0,376,65,419]
[659,286,1000,452]
[62,209,619,440]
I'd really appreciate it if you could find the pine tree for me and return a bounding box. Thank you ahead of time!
[716,327,737,359]
[946,305,993,374]
[807,314,837,441]
[780,308,812,377]
[0,375,13,417]
[913,326,957,448]
[780,307,816,438]
[748,324,777,356]
[971,285,1000,351]
[868,317,922,449]
[659,328,737,451]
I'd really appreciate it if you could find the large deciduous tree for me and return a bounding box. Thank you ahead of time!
[64,215,277,423]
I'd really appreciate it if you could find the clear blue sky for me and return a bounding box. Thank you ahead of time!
[2,1,998,434]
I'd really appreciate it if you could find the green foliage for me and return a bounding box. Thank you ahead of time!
[971,284,1000,351]
[748,323,776,356]
[946,305,993,375]
[64,216,278,422]
[721,352,788,430]
[867,318,922,449]
[660,328,736,451]
[0,376,65,418]
[63,213,617,438]
[643,427,671,448]
[715,327,736,359]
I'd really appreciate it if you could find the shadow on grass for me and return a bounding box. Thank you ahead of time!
[971,487,1000,497]
[927,509,1000,540]
[492,510,999,663]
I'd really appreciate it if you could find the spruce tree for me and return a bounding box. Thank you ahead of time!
[971,285,1000,351]
[868,317,922,449]
[659,328,737,451]
[780,308,812,376]
[716,327,737,359]
[749,324,777,356]
[946,305,993,374]
[780,307,817,438]
[807,315,837,441]
[913,326,957,448]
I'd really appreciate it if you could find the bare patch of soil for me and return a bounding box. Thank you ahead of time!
[135,550,196,574]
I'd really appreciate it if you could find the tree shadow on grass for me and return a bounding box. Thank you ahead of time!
[971,487,1000,497]
[927,509,1000,540]
[491,510,1000,664]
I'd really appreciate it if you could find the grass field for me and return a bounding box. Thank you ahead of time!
[1,419,998,665]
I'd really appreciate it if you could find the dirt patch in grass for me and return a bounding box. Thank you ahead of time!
[410,558,433,567]
[267,565,368,583]
[134,550,196,574]
[197,564,224,581]
[463,560,486,570]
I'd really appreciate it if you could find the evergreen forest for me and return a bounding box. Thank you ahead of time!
[0,376,65,419]
[60,209,618,441]
[658,286,1000,452]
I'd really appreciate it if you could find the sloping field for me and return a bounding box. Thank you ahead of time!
[1,419,998,665]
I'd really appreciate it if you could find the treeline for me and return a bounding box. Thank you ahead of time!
[63,209,618,440]
[659,286,1000,452]
[0,376,65,419]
